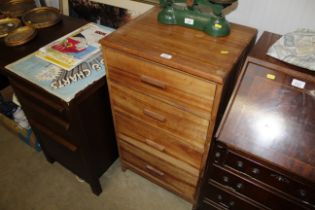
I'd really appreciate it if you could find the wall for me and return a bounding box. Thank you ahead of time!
[226,0,315,38]
[61,0,315,38]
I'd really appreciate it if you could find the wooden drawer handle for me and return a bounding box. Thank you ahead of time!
[145,165,165,176]
[145,139,165,152]
[30,119,77,152]
[143,108,166,122]
[140,75,166,90]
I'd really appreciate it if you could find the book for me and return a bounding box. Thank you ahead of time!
[35,23,114,71]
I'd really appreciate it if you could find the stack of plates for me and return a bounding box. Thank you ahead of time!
[0,17,21,38]
[0,0,36,18]
[22,7,61,29]
[0,0,61,46]
[4,25,37,46]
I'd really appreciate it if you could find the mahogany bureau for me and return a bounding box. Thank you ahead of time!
[101,7,256,203]
[195,31,315,209]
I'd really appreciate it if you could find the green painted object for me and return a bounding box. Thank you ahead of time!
[158,0,237,37]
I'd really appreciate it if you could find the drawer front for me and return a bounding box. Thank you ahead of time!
[213,142,315,208]
[105,48,216,120]
[11,79,67,117]
[210,165,309,210]
[32,124,86,179]
[202,181,263,210]
[16,91,71,134]
[29,118,77,153]
[111,83,210,148]
[115,112,203,169]
[119,140,197,201]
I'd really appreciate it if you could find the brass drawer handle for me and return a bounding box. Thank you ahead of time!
[145,164,165,176]
[143,108,166,122]
[140,75,166,90]
[270,174,290,184]
[145,139,165,152]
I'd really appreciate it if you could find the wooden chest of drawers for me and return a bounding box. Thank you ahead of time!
[101,7,257,202]
[196,32,315,209]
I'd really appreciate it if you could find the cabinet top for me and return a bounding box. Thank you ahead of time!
[100,7,257,84]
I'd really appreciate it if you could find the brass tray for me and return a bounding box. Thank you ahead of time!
[0,0,36,18]
[4,25,37,46]
[22,7,61,29]
[0,17,21,38]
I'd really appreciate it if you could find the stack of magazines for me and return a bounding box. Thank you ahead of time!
[36,23,113,71]
[5,23,114,102]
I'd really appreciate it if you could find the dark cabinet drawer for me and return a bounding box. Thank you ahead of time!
[210,165,310,210]
[213,143,315,208]
[32,124,87,180]
[201,181,263,210]
[10,79,68,119]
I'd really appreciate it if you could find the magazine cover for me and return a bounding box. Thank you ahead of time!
[36,23,114,70]
[6,52,106,102]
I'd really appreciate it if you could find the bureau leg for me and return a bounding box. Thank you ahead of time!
[90,181,102,196]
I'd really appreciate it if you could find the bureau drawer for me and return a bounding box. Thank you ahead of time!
[105,48,216,120]
[202,181,263,210]
[210,165,310,210]
[111,83,210,147]
[115,112,203,169]
[213,143,315,208]
[119,140,197,202]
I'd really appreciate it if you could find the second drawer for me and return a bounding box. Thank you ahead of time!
[111,83,210,148]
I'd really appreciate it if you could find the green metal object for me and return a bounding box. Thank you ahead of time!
[158,0,237,37]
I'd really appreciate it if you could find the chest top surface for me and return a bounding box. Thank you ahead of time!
[100,7,257,84]
[217,31,315,183]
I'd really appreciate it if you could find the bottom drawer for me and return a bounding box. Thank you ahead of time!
[33,127,87,180]
[202,182,263,210]
[119,140,197,202]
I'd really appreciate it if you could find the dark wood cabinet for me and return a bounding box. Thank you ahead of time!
[0,16,118,195]
[195,32,315,209]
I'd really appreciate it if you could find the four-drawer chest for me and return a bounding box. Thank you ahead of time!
[101,7,257,202]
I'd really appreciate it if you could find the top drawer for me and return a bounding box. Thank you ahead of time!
[104,48,216,120]
[10,79,68,119]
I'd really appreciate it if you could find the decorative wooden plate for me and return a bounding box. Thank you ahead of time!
[22,7,61,29]
[4,25,37,46]
[0,0,36,18]
[0,17,21,38]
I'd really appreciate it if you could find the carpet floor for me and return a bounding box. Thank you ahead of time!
[0,123,192,210]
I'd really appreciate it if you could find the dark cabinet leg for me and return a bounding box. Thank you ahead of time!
[90,179,102,196]
[44,153,55,164]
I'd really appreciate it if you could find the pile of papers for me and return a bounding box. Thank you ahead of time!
[36,23,113,71]
[5,23,114,102]
[267,28,315,71]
